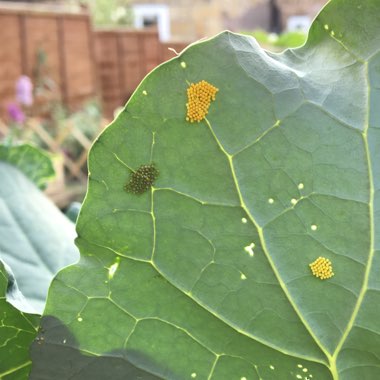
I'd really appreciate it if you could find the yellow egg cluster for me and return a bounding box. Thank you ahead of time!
[186,80,218,123]
[309,257,334,280]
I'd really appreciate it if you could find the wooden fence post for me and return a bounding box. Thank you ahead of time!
[57,16,68,104]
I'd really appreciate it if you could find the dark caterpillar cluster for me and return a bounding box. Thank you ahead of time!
[125,164,159,194]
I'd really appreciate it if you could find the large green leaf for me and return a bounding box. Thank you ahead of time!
[0,260,39,379]
[0,143,55,189]
[32,0,380,379]
[0,163,79,313]
[0,163,79,378]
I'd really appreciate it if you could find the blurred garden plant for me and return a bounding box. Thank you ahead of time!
[5,75,33,141]
[3,70,103,180]
[242,29,307,51]
[16,76,33,107]
[8,75,33,123]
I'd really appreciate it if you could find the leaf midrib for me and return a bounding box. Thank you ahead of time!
[204,117,335,366]
[328,61,376,379]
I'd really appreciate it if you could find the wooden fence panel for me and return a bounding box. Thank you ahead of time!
[120,31,144,95]
[62,17,95,107]
[94,31,121,117]
[0,1,190,120]
[141,31,161,73]
[24,15,61,88]
[94,29,189,117]
[95,30,148,116]
[0,14,23,112]
[0,3,97,118]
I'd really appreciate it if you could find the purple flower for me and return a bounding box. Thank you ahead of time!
[16,75,33,106]
[7,103,25,124]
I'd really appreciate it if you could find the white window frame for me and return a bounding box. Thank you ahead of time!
[133,4,170,42]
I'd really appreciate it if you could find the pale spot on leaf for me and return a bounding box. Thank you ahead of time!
[244,243,255,257]
[108,257,120,279]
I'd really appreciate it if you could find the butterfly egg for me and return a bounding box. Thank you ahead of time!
[309,256,334,280]
[125,164,159,195]
[185,80,219,123]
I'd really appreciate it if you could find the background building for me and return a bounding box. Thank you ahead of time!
[130,0,328,41]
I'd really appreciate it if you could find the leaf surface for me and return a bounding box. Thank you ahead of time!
[0,163,79,313]
[0,163,79,378]
[0,261,39,380]
[32,1,380,379]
